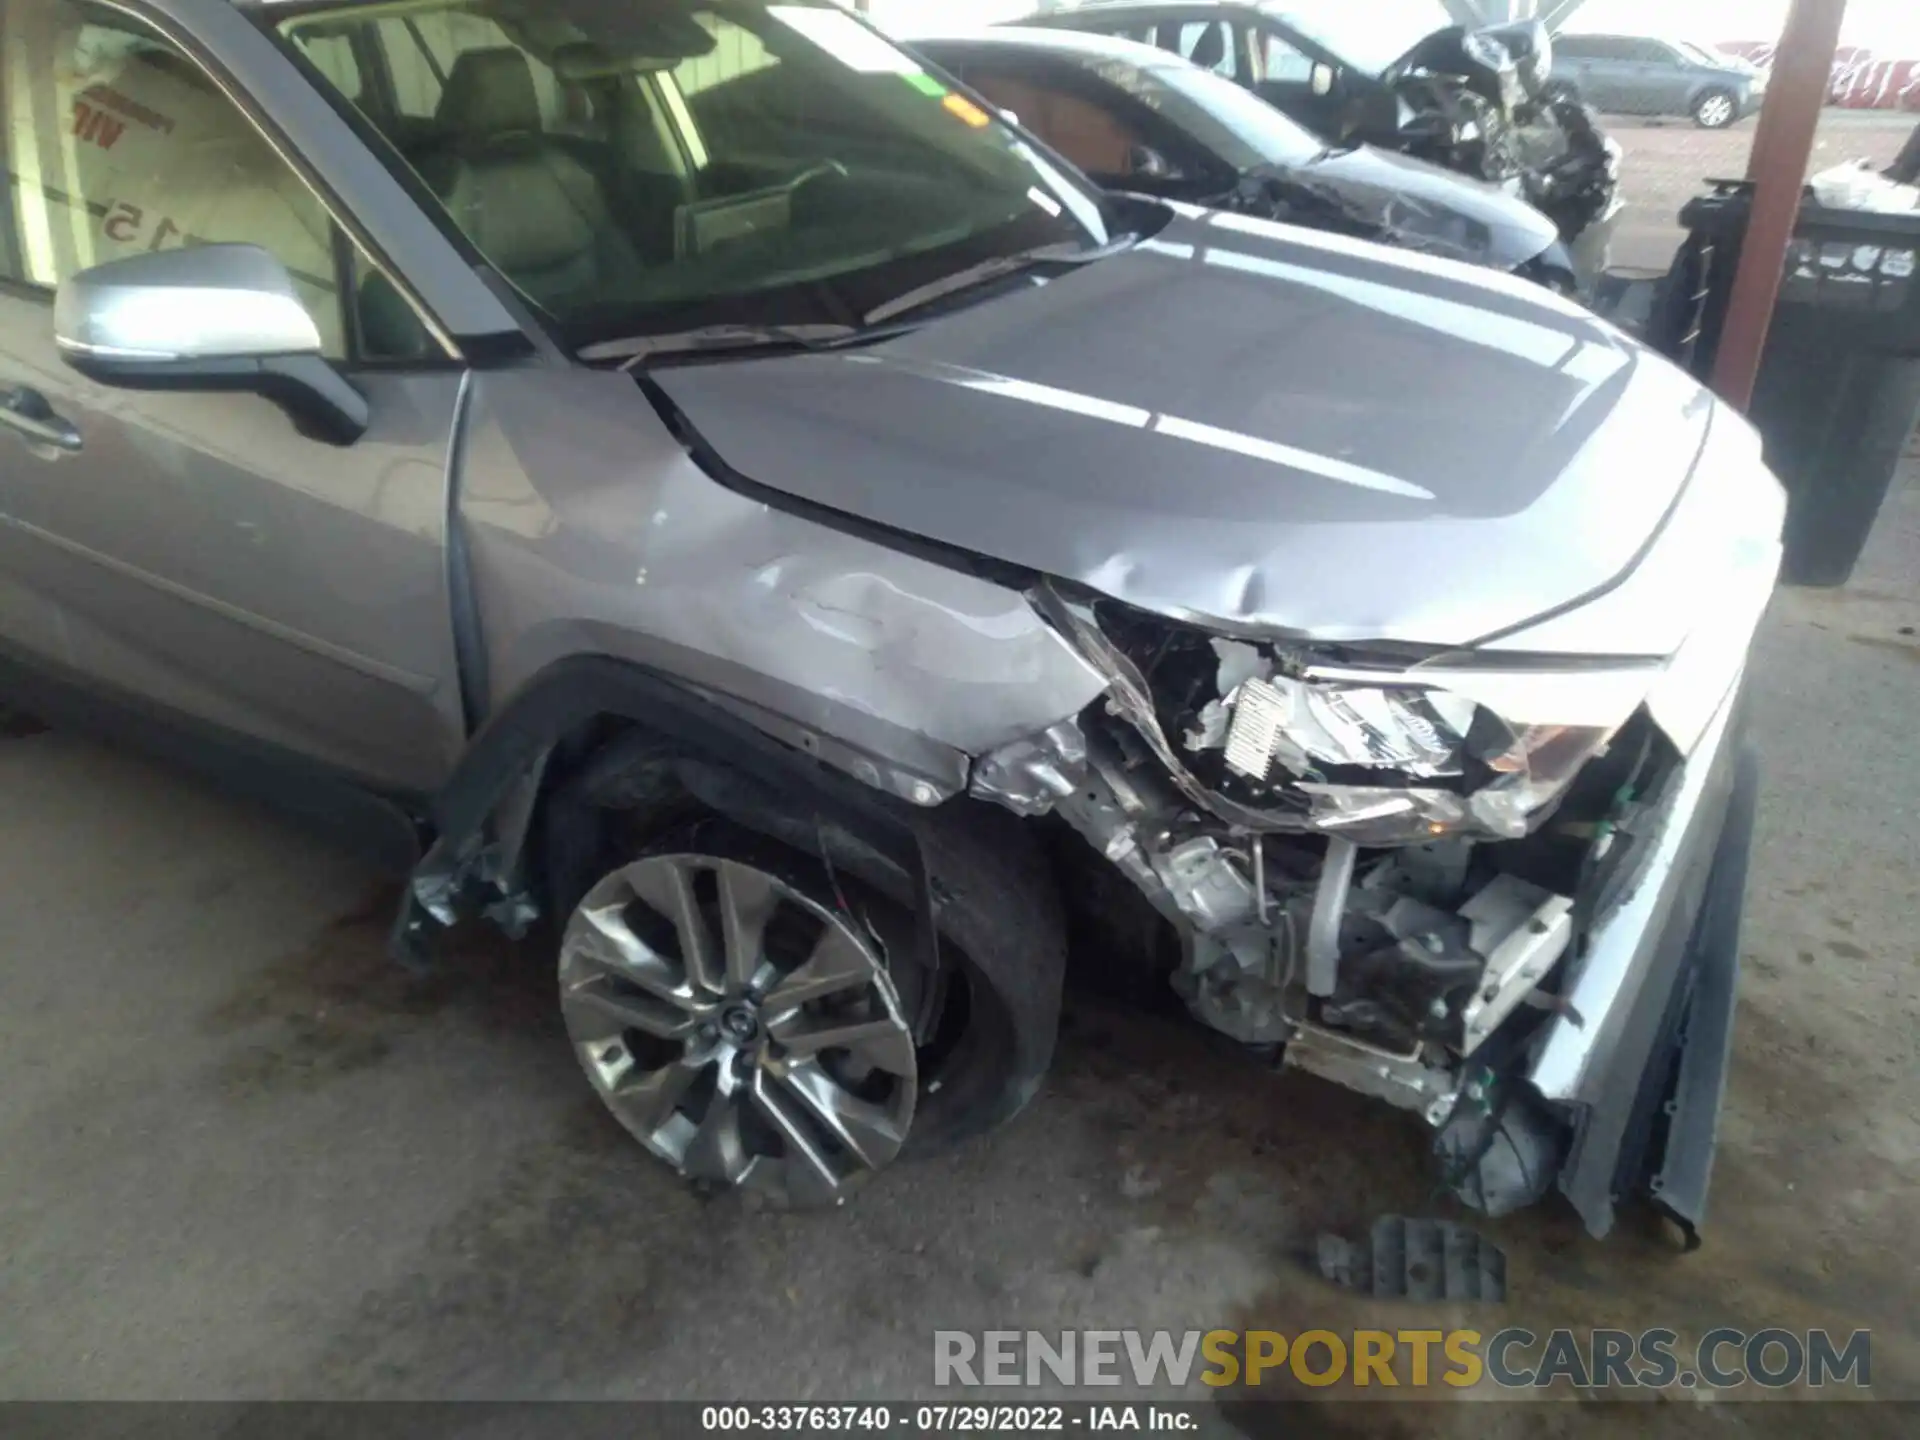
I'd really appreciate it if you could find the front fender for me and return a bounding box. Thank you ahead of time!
[393,654,945,966]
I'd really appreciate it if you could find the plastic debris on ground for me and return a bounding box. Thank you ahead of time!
[1315,1215,1507,1302]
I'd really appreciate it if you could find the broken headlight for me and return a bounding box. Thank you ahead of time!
[1211,667,1625,842]
[1043,591,1656,847]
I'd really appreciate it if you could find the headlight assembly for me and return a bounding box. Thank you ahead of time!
[1216,667,1645,843]
[1035,584,1667,848]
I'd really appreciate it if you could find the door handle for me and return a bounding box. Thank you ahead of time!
[0,386,83,454]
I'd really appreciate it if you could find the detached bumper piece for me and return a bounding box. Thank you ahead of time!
[1543,704,1759,1240]
[1317,1216,1508,1303]
[1640,742,1759,1245]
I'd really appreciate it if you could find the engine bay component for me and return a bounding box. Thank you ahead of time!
[1458,876,1574,1054]
[1305,837,1358,998]
[1002,557,1737,1234]
[1223,677,1293,780]
[1158,835,1260,933]
[969,719,1087,817]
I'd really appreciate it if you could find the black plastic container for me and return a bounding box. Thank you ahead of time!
[1652,179,1920,587]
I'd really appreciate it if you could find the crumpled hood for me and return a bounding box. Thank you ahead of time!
[652,207,1717,649]
[1292,144,1559,271]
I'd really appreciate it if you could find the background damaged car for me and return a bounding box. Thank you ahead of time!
[912,28,1589,293]
[1031,1,1624,284]
[0,0,1778,1239]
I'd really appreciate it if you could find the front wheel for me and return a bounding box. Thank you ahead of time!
[557,812,1063,1205]
[1693,89,1739,129]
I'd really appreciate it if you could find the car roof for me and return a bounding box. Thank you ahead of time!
[913,25,1186,68]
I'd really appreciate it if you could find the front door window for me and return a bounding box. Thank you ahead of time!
[1,0,345,354]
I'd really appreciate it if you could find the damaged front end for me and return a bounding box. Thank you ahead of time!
[971,575,1763,1240]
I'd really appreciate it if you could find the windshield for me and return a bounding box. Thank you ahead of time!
[275,0,1107,351]
[1090,58,1323,169]
[1266,2,1447,77]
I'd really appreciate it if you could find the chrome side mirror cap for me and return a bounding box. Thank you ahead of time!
[54,243,367,445]
[55,242,324,363]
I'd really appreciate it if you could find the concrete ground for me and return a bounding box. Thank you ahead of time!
[5,129,1920,1434]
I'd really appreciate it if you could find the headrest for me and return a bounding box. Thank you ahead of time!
[1188,26,1225,71]
[437,47,542,135]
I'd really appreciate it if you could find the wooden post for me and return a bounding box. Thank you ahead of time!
[1710,0,1849,411]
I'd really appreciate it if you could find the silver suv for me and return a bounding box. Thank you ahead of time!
[1550,34,1766,129]
[0,0,1782,1237]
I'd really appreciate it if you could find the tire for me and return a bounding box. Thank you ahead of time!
[551,796,1065,1201]
[1693,89,1738,129]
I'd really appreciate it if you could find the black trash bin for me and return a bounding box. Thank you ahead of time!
[1650,179,1920,587]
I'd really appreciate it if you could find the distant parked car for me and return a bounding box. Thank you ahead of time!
[1549,34,1766,129]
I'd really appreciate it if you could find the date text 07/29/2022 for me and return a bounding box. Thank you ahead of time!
[701,1406,1196,1432]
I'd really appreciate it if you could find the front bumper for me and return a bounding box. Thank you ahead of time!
[1528,678,1756,1237]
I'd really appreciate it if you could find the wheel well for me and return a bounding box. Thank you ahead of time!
[399,656,1071,993]
[523,711,1076,1146]
[531,714,929,922]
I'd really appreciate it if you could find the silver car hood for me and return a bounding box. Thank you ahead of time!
[652,208,1716,649]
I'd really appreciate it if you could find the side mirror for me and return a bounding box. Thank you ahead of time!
[1310,61,1338,98]
[54,243,369,445]
[1127,144,1174,180]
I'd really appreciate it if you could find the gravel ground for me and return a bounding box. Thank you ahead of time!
[3,131,1919,1436]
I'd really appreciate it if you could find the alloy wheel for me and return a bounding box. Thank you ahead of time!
[560,853,918,1206]
[1695,93,1736,128]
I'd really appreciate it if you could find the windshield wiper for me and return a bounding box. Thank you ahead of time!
[580,323,860,369]
[861,238,1130,327]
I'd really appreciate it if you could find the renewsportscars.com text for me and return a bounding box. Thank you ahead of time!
[934,1328,1872,1392]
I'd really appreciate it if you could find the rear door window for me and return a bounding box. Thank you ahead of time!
[1254,27,1314,84]
[1154,21,1234,78]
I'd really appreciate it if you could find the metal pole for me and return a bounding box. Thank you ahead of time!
[1710,0,1849,411]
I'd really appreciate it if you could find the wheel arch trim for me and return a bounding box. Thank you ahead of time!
[393,654,945,968]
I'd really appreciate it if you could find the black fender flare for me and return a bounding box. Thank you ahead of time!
[393,654,940,969]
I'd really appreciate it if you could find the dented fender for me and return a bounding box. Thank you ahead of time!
[454,367,1108,805]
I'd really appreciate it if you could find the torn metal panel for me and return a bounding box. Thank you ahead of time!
[1283,1022,1456,1116]
[1528,683,1744,1106]
[969,719,1087,817]
[1457,875,1574,1053]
